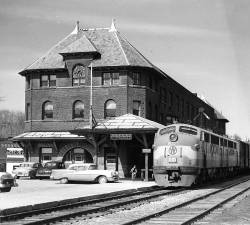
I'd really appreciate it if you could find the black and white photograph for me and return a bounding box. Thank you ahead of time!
[0,0,250,224]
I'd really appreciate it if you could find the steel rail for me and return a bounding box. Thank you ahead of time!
[0,185,162,222]
[181,186,250,225]
[1,187,186,225]
[122,177,250,225]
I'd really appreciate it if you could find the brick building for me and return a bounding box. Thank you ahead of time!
[14,21,228,177]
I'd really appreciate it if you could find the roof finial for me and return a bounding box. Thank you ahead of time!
[109,18,117,32]
[71,20,80,34]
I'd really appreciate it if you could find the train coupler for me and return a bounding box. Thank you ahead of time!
[167,170,181,183]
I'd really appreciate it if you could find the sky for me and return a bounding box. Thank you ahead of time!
[0,0,249,139]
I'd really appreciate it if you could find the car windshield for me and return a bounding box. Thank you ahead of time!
[20,163,33,168]
[159,126,176,135]
[44,162,57,168]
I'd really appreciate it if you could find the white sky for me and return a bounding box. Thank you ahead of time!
[0,0,249,139]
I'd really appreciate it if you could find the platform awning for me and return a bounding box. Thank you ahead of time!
[71,114,165,135]
[12,132,85,141]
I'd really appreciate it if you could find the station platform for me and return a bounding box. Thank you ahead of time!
[0,178,157,216]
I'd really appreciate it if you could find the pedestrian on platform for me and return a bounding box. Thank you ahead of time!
[130,165,137,180]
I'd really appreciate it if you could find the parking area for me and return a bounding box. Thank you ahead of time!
[0,178,156,211]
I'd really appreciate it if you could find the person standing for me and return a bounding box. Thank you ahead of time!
[130,165,137,180]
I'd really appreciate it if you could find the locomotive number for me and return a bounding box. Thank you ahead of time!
[168,157,177,163]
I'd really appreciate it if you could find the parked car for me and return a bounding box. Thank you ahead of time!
[12,162,42,179]
[50,163,119,184]
[0,172,17,192]
[36,161,65,179]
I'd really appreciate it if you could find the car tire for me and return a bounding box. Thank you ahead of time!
[0,187,11,192]
[97,176,107,184]
[60,178,68,184]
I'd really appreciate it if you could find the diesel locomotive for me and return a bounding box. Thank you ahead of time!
[153,123,250,187]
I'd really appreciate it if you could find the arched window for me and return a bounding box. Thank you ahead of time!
[104,100,116,118]
[42,101,53,119]
[73,101,84,119]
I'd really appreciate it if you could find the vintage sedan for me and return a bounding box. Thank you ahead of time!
[36,161,65,179]
[12,162,42,179]
[50,163,119,184]
[0,172,17,192]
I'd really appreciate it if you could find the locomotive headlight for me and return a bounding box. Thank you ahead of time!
[169,133,178,142]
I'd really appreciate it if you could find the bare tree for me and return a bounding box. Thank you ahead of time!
[0,110,25,138]
[233,134,242,141]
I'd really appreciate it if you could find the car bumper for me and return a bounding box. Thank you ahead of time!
[0,179,15,188]
[108,176,119,182]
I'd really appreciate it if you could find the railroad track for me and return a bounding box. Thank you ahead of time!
[55,176,250,225]
[0,185,185,225]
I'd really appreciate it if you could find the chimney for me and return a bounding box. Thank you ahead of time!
[109,18,117,32]
[71,21,80,34]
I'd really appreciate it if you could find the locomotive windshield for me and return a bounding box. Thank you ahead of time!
[179,126,197,135]
[159,126,176,135]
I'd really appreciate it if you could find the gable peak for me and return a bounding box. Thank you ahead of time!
[71,21,80,34]
[109,18,117,32]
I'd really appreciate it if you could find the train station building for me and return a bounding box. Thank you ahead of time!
[13,21,228,178]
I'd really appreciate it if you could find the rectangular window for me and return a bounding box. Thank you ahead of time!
[112,73,120,85]
[176,95,180,113]
[204,132,210,142]
[220,138,224,146]
[26,103,30,121]
[42,154,52,161]
[40,75,56,87]
[179,126,198,135]
[228,141,233,148]
[50,75,56,87]
[211,135,219,145]
[169,92,173,106]
[132,72,141,85]
[102,72,120,85]
[159,126,176,135]
[103,73,111,85]
[133,101,141,116]
[41,75,48,87]
[26,76,31,89]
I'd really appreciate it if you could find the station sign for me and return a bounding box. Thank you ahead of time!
[110,134,132,140]
[142,148,151,154]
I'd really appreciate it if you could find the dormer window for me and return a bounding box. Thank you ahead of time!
[73,64,86,86]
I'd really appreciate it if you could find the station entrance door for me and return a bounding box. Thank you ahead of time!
[104,147,117,171]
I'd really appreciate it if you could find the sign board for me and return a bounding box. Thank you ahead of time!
[41,148,52,154]
[142,148,151,154]
[110,134,132,140]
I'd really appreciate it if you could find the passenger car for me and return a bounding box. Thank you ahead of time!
[36,161,65,179]
[50,163,119,184]
[12,162,42,179]
[0,172,17,192]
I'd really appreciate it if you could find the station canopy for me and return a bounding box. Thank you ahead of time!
[12,132,85,141]
[71,114,165,135]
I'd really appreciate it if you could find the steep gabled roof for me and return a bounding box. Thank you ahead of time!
[71,113,165,134]
[198,94,229,122]
[60,34,98,54]
[20,23,162,74]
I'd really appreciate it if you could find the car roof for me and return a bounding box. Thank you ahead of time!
[69,163,95,167]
